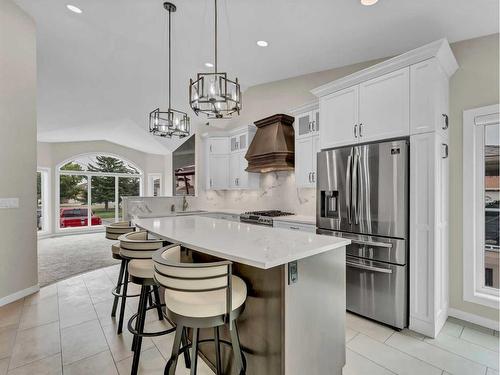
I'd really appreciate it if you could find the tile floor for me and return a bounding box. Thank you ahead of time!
[0,264,498,375]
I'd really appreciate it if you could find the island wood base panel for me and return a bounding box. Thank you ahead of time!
[180,246,346,375]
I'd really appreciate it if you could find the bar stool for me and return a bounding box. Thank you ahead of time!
[153,244,248,375]
[119,231,190,375]
[105,221,136,324]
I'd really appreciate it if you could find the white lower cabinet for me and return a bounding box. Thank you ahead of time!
[409,132,449,338]
[273,220,316,233]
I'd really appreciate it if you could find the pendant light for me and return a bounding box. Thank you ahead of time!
[189,0,241,119]
[149,2,190,138]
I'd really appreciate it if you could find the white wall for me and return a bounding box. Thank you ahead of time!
[0,0,38,302]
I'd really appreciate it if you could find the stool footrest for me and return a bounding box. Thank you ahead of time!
[111,281,144,298]
[127,304,174,338]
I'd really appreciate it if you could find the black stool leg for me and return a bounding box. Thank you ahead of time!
[214,327,222,375]
[190,328,199,375]
[153,286,164,321]
[111,259,125,317]
[117,261,129,334]
[181,327,191,368]
[131,283,146,352]
[230,322,245,374]
[165,324,184,375]
[148,288,154,309]
[131,285,148,375]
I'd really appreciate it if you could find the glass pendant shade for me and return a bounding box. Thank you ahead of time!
[149,2,190,139]
[149,108,190,138]
[189,0,241,119]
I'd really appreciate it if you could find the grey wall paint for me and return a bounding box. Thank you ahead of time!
[0,0,38,300]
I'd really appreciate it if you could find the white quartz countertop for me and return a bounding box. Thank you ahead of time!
[134,216,349,269]
[272,215,316,225]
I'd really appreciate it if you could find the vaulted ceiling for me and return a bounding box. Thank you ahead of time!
[15,0,499,154]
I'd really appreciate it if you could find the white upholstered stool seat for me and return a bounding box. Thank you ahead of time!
[164,275,247,319]
[111,243,121,255]
[128,259,155,280]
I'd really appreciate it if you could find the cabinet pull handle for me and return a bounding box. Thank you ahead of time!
[308,172,311,182]
[210,144,212,152]
[289,226,300,230]
[359,123,363,137]
[312,120,316,131]
[312,172,315,182]
[442,143,448,159]
[442,114,449,130]
[354,124,358,138]
[210,178,213,187]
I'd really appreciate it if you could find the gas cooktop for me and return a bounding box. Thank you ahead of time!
[240,210,294,226]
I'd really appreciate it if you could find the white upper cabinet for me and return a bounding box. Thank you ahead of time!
[208,154,228,189]
[208,137,229,155]
[295,109,320,140]
[320,86,359,149]
[358,67,410,142]
[230,133,248,152]
[410,58,450,137]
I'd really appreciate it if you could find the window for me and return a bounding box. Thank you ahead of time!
[463,104,500,308]
[147,173,162,197]
[57,153,142,230]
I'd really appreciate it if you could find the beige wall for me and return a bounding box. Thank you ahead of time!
[0,0,38,301]
[194,34,500,321]
[448,34,499,321]
[37,140,169,234]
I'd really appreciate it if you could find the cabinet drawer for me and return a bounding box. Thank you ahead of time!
[273,220,316,232]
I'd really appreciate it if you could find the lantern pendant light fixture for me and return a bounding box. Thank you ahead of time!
[149,2,190,138]
[189,0,241,119]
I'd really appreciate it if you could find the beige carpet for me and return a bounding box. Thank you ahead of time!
[38,233,120,286]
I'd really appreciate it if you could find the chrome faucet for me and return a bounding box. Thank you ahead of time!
[182,196,189,211]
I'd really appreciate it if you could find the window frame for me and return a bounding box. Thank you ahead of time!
[147,173,162,197]
[37,167,51,236]
[463,104,500,309]
[55,153,143,234]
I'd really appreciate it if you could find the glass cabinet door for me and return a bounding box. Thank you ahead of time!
[230,137,238,152]
[314,109,320,133]
[296,113,312,138]
[239,134,247,150]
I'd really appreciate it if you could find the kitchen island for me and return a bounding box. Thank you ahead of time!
[134,215,349,375]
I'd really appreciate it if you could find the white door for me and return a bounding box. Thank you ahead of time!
[359,67,410,142]
[229,153,240,188]
[295,137,314,188]
[295,112,313,140]
[208,154,228,189]
[320,86,359,150]
[208,138,229,155]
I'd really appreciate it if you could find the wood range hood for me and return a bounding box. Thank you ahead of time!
[245,114,295,173]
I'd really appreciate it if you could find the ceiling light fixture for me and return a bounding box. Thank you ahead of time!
[360,0,378,5]
[66,4,82,13]
[149,2,190,139]
[256,40,268,47]
[189,0,241,119]
[204,62,214,68]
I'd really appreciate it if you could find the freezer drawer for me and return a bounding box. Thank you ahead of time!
[346,256,408,329]
[317,229,406,265]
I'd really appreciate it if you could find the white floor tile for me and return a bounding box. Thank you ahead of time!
[439,320,464,338]
[425,332,499,370]
[387,332,487,375]
[58,296,97,329]
[63,350,118,375]
[461,327,500,352]
[0,301,23,330]
[115,347,165,375]
[60,320,108,365]
[6,354,61,375]
[23,285,58,306]
[101,321,154,362]
[0,328,17,360]
[18,296,59,330]
[346,313,394,342]
[343,348,395,375]
[0,358,8,375]
[9,322,60,370]
[487,368,500,375]
[346,327,358,343]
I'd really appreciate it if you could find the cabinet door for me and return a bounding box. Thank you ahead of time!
[311,135,320,184]
[208,155,228,189]
[230,136,239,152]
[208,138,229,154]
[295,112,313,139]
[311,109,320,135]
[239,134,247,150]
[359,67,410,142]
[320,86,359,150]
[295,137,314,188]
[229,153,240,188]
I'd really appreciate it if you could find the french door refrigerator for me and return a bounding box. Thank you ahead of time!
[316,139,409,329]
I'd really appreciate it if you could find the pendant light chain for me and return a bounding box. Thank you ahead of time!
[168,7,172,110]
[214,0,217,73]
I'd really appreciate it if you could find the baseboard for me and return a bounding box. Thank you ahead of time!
[0,284,40,307]
[448,307,500,331]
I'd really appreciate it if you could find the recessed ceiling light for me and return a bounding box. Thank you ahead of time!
[204,62,214,68]
[66,4,83,13]
[360,0,378,5]
[256,40,269,47]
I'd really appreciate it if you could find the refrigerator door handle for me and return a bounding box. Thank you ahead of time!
[352,151,360,225]
[346,153,353,224]
[351,239,393,248]
[346,260,393,274]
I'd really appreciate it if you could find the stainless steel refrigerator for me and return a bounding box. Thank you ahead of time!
[316,139,409,329]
